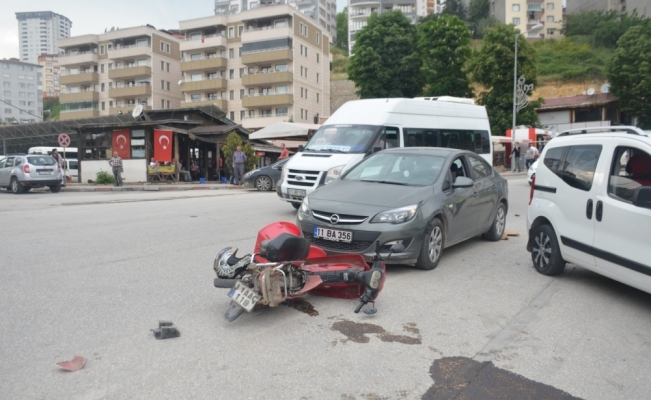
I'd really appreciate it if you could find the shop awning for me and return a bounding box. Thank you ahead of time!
[248,122,321,140]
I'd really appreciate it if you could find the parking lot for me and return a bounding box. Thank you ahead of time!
[1,176,650,399]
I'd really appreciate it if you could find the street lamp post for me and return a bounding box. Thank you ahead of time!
[511,24,543,171]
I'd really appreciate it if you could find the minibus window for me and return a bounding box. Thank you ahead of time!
[305,124,379,153]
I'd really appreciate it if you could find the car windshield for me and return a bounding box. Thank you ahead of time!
[304,124,379,154]
[27,156,56,166]
[344,153,446,186]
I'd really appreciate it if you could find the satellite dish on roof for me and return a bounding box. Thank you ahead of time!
[601,83,610,93]
[587,87,595,96]
[132,104,144,118]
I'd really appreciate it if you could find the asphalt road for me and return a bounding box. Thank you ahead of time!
[1,177,650,400]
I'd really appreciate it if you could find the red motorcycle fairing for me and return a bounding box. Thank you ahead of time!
[301,254,386,299]
[253,221,326,261]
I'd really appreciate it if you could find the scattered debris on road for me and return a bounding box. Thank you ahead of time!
[502,230,520,240]
[331,320,421,345]
[55,355,87,371]
[151,320,181,340]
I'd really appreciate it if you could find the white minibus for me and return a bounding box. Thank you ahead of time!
[277,97,493,208]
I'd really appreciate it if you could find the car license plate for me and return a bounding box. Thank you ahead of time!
[38,171,52,175]
[227,281,260,312]
[288,188,306,198]
[313,226,353,243]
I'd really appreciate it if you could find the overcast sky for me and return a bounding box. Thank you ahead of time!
[1,0,348,60]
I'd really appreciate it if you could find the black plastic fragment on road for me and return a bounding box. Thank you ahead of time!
[151,320,180,340]
[422,356,582,400]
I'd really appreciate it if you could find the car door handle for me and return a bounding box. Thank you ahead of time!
[596,200,603,222]
[586,199,593,219]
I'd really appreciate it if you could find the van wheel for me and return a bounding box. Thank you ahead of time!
[50,184,62,193]
[11,178,24,194]
[291,202,300,210]
[531,224,566,276]
[483,203,506,241]
[415,219,444,270]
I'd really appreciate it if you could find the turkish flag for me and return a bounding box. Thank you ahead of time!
[112,130,131,159]
[154,129,173,162]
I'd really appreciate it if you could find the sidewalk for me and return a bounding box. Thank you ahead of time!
[61,182,249,192]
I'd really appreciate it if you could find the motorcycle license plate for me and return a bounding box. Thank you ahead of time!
[227,281,260,312]
[313,226,352,243]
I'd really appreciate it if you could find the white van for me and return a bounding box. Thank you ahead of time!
[277,97,493,208]
[28,147,79,183]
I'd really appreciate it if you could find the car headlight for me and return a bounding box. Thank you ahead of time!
[280,165,288,181]
[371,205,418,224]
[300,197,310,214]
[324,165,344,185]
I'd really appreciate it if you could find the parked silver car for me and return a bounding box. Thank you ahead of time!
[0,154,63,194]
[297,148,509,270]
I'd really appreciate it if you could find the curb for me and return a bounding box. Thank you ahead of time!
[61,184,242,193]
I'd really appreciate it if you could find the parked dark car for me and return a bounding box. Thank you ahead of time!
[297,148,508,270]
[243,157,291,191]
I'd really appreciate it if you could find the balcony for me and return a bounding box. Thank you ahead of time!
[241,114,290,130]
[180,34,227,52]
[59,72,99,86]
[243,93,293,108]
[108,44,151,60]
[181,57,226,73]
[350,0,379,4]
[349,11,369,19]
[242,49,293,65]
[59,51,98,66]
[242,71,293,86]
[181,99,227,109]
[109,105,152,115]
[109,84,152,98]
[241,26,293,43]
[60,91,100,103]
[109,66,152,80]
[60,109,99,120]
[180,78,226,92]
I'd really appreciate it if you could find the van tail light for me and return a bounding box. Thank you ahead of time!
[23,164,30,174]
[529,175,536,205]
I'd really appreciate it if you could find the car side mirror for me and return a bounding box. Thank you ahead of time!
[632,186,651,209]
[297,145,304,152]
[452,176,474,188]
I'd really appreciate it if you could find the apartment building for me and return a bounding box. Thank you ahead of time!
[179,5,331,130]
[348,0,427,55]
[215,0,338,44]
[57,26,183,121]
[0,59,43,123]
[16,11,72,64]
[38,54,62,99]
[491,0,564,39]
[567,0,649,16]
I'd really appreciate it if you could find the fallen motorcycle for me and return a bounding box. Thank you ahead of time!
[213,221,403,322]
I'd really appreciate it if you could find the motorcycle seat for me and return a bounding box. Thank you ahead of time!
[259,233,311,262]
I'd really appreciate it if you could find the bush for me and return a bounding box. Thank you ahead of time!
[96,170,115,184]
[534,38,612,82]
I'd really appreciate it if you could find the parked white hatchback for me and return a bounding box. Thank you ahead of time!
[526,126,651,294]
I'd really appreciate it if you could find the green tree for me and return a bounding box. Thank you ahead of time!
[470,24,542,136]
[563,10,648,48]
[606,21,651,129]
[43,98,60,121]
[336,7,349,54]
[468,0,489,24]
[348,11,423,99]
[418,15,473,98]
[442,0,467,21]
[222,132,258,175]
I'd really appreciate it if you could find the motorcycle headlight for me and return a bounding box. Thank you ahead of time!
[371,205,418,224]
[324,165,344,185]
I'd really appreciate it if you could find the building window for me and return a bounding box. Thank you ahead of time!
[317,93,319,103]
[228,27,234,38]
[316,73,319,83]
[240,110,245,120]
[301,87,304,98]
[101,83,105,92]
[317,53,319,63]
[230,48,235,59]
[167,81,170,91]
[101,102,105,111]
[240,89,244,99]
[161,61,164,70]
[527,3,542,11]
[100,45,105,55]
[230,90,234,100]
[239,47,242,57]
[547,16,554,22]
[160,42,165,52]
[161,99,165,108]
[161,80,165,89]
[276,107,288,116]
[239,68,244,78]
[167,100,170,109]
[513,18,521,24]
[238,25,244,36]
[230,111,235,120]
[229,69,234,79]
[547,2,554,9]
[316,33,320,44]
[547,28,555,35]
[166,63,170,72]
[512,4,520,11]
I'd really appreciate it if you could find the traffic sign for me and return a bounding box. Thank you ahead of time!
[58,133,71,148]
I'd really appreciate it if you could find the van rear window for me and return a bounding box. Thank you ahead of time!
[27,156,56,166]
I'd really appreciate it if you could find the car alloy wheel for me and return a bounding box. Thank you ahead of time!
[12,179,18,193]
[428,226,443,263]
[495,207,505,238]
[532,231,552,270]
[255,176,272,191]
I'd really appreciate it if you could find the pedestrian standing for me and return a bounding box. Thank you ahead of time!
[511,142,521,172]
[232,145,247,186]
[525,143,540,169]
[51,148,66,186]
[109,151,123,187]
[278,143,290,160]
